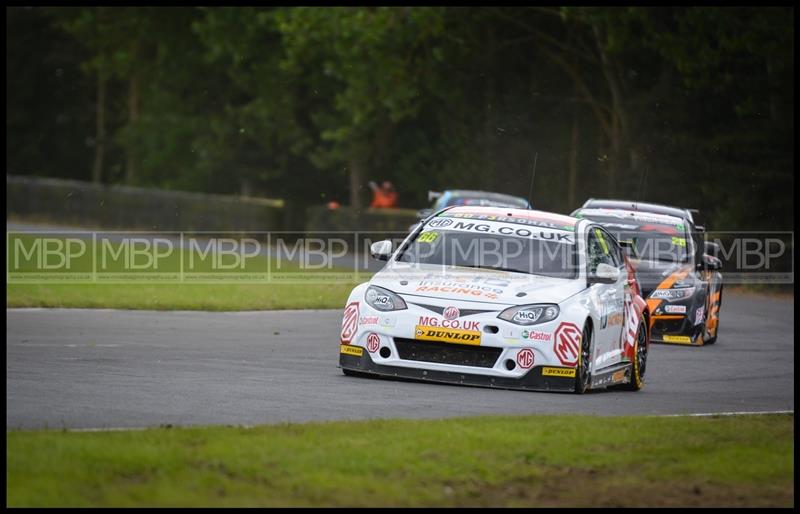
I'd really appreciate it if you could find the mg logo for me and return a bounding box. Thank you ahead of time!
[427,218,453,228]
[340,302,359,343]
[516,348,534,369]
[553,322,581,367]
[367,333,381,353]
[443,306,460,320]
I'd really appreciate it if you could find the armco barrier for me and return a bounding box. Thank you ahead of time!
[6,175,284,232]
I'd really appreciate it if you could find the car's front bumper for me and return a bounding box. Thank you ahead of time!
[339,344,577,392]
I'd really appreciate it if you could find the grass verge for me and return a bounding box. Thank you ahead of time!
[7,233,365,310]
[6,414,794,507]
[6,282,358,311]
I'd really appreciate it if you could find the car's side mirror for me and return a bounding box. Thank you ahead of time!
[704,241,720,258]
[589,263,620,285]
[698,253,722,271]
[370,240,393,261]
[618,239,639,259]
[416,208,433,219]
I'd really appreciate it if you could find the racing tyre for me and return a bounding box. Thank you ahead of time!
[573,321,592,394]
[621,321,647,391]
[705,285,722,345]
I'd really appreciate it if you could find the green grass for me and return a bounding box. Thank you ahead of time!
[6,282,358,310]
[7,233,367,310]
[6,414,794,507]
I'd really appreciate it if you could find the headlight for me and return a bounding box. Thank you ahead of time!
[649,286,695,301]
[498,304,559,326]
[365,285,407,311]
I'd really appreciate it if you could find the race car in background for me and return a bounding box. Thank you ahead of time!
[409,190,532,231]
[340,205,650,393]
[572,203,723,346]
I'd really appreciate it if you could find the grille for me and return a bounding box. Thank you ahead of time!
[393,338,501,368]
[653,317,688,334]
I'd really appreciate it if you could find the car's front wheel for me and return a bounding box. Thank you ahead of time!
[704,285,722,345]
[573,321,592,394]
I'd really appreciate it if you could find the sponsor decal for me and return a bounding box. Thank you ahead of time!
[516,348,535,369]
[415,325,481,345]
[427,218,453,228]
[366,333,381,353]
[340,344,364,357]
[340,302,359,343]
[664,305,687,314]
[671,236,687,247]
[553,322,581,367]
[623,296,640,353]
[448,210,577,232]
[542,367,576,378]
[418,231,439,243]
[359,315,379,325]
[521,329,551,342]
[612,370,626,382]
[443,306,460,321]
[415,285,500,300]
[695,306,705,326]
[418,316,479,331]
[663,335,692,344]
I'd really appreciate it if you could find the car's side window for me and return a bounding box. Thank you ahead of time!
[587,227,616,274]
[600,228,625,268]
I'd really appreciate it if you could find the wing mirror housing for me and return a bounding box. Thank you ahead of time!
[589,263,620,285]
[370,240,393,261]
[698,253,722,271]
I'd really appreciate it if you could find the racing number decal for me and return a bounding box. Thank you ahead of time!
[553,322,581,367]
[341,302,359,344]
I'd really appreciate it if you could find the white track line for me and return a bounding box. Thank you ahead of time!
[652,410,793,418]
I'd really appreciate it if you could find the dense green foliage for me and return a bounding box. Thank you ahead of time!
[7,7,793,229]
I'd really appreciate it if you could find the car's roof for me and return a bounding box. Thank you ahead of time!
[580,198,695,223]
[574,207,686,227]
[446,189,527,199]
[440,205,580,230]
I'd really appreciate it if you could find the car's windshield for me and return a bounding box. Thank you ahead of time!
[576,213,690,263]
[396,219,576,279]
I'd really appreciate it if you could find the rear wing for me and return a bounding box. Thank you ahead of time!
[427,190,443,202]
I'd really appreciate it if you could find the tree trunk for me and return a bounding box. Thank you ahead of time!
[93,70,106,184]
[483,25,496,190]
[125,73,140,185]
[349,156,363,210]
[568,84,580,207]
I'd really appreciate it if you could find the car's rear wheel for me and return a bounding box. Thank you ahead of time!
[621,321,647,391]
[573,322,592,394]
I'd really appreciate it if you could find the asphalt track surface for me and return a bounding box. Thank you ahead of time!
[6,293,794,429]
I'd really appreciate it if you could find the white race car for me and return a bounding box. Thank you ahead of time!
[339,206,650,393]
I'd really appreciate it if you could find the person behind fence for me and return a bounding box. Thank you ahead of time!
[368,180,398,209]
